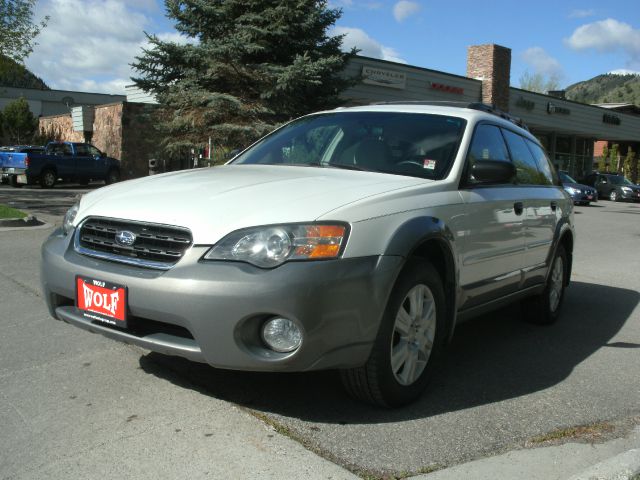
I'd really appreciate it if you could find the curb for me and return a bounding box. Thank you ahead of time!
[568,448,640,480]
[0,215,45,228]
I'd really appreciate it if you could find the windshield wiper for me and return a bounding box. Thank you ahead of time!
[324,163,370,171]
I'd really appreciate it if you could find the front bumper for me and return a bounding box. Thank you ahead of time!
[568,190,597,204]
[41,228,402,372]
[619,190,640,202]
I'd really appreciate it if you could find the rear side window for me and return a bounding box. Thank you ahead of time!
[525,140,558,185]
[502,129,548,186]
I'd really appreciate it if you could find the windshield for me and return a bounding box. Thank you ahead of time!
[608,175,634,186]
[559,171,577,184]
[231,112,466,180]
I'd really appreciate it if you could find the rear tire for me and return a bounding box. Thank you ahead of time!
[523,245,567,325]
[609,190,618,202]
[40,169,57,189]
[340,260,446,407]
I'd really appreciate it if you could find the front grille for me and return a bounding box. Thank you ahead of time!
[77,217,192,268]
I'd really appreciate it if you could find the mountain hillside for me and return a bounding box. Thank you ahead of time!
[0,55,49,90]
[565,73,640,105]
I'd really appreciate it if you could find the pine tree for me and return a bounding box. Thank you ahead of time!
[1,96,37,144]
[131,0,355,156]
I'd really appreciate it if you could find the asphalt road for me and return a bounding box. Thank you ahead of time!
[1,183,639,478]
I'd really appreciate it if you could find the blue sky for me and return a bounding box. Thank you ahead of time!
[25,0,640,95]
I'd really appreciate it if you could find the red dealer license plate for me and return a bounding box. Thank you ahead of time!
[76,276,128,328]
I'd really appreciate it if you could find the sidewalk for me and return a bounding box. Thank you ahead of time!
[416,424,640,480]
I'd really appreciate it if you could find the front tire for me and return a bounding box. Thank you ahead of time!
[523,245,567,325]
[105,168,120,185]
[340,260,446,407]
[609,190,618,202]
[40,169,57,189]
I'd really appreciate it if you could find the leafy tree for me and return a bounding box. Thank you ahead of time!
[132,0,355,156]
[599,144,609,172]
[624,146,638,183]
[609,143,620,173]
[519,71,560,94]
[2,97,37,144]
[0,0,49,62]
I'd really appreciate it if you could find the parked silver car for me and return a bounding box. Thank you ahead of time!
[41,102,574,406]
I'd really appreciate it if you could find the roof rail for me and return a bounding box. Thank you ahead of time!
[370,100,530,131]
[466,103,529,131]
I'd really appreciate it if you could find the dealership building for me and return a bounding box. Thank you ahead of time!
[342,44,640,179]
[5,43,639,179]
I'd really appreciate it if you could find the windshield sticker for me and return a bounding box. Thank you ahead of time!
[423,159,436,170]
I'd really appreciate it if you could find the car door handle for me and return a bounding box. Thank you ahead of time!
[550,201,557,212]
[513,202,524,216]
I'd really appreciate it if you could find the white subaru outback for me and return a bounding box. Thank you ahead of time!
[41,102,574,407]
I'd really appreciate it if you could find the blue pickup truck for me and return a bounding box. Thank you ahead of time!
[0,142,121,188]
[0,145,45,186]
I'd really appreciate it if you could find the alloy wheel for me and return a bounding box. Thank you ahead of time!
[548,255,564,312]
[390,284,437,386]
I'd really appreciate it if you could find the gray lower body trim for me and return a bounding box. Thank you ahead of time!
[457,284,545,322]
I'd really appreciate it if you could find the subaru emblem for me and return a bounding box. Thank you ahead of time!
[115,230,136,247]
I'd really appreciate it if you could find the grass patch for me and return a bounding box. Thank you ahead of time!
[527,421,616,445]
[0,204,27,219]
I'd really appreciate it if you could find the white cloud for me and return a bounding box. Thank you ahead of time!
[329,0,382,9]
[333,26,406,63]
[608,69,640,75]
[566,18,640,68]
[156,31,192,45]
[25,0,182,94]
[521,47,563,77]
[568,9,595,19]
[393,1,421,22]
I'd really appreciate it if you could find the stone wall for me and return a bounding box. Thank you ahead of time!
[39,114,84,143]
[91,103,123,164]
[466,44,511,112]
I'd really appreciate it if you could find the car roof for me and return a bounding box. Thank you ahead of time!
[318,101,536,143]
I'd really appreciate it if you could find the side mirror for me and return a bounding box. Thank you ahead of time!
[470,160,515,184]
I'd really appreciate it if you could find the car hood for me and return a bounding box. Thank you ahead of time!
[563,182,595,191]
[76,165,428,243]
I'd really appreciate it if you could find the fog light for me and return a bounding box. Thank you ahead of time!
[261,317,302,353]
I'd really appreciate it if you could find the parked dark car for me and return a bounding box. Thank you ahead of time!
[558,170,597,205]
[583,172,640,202]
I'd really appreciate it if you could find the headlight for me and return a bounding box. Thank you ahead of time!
[62,202,80,235]
[564,186,579,195]
[203,223,348,268]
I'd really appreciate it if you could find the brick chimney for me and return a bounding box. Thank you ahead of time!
[466,44,511,111]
